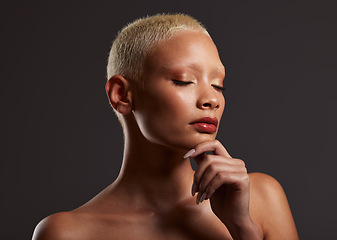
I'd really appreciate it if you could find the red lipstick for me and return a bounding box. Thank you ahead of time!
[190,117,218,133]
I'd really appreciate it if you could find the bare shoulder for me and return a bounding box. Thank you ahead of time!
[248,172,299,240]
[249,172,284,196]
[32,211,83,240]
[32,187,128,240]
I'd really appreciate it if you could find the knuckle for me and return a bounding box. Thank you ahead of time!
[198,182,204,191]
[208,164,217,173]
[240,174,250,185]
[205,154,213,160]
[214,140,221,147]
[204,154,213,164]
[217,172,227,181]
[236,159,245,167]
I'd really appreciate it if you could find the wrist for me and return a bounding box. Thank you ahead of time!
[225,217,262,240]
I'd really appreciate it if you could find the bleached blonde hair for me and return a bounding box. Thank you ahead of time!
[107,13,209,124]
[107,13,209,83]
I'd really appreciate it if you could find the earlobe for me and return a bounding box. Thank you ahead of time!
[105,75,132,115]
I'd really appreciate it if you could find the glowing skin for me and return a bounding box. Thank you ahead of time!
[32,28,298,240]
[132,31,226,151]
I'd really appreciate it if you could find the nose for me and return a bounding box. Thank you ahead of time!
[196,86,220,110]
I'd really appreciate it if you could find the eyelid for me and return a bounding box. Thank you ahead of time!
[212,84,226,91]
[171,79,194,85]
[171,79,225,91]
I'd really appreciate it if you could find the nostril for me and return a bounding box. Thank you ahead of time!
[203,103,212,107]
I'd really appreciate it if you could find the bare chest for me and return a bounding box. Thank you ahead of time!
[77,211,233,240]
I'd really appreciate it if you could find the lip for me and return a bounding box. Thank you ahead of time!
[190,117,218,133]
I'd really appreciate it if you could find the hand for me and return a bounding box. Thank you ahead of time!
[184,140,259,238]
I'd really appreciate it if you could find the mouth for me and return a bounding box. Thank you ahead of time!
[189,117,218,133]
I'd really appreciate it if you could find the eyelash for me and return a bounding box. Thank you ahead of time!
[172,80,193,86]
[212,85,226,91]
[172,80,226,91]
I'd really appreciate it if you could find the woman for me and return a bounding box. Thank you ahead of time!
[33,13,298,240]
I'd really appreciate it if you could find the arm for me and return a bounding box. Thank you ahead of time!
[249,173,299,240]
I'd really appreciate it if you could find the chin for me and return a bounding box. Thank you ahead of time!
[171,133,218,150]
[192,134,217,145]
[143,127,218,151]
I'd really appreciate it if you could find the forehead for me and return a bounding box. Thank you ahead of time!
[144,31,225,77]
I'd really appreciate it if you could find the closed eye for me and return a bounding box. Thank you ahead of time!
[212,85,226,91]
[172,80,194,86]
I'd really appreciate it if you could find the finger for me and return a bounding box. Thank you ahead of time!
[194,154,233,177]
[193,156,247,195]
[185,140,231,159]
[194,157,246,191]
[201,172,250,202]
[193,155,228,193]
[196,164,247,200]
[194,155,244,167]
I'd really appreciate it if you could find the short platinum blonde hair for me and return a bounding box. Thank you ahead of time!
[107,14,209,125]
[107,13,209,84]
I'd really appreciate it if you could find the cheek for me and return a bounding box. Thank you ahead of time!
[220,95,225,113]
[133,88,196,147]
[134,87,195,133]
[150,89,194,121]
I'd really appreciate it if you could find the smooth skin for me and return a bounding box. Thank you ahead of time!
[33,31,298,240]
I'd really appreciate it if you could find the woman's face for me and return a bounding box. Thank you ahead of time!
[132,30,225,151]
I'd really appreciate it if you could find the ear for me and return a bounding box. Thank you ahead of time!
[105,75,132,115]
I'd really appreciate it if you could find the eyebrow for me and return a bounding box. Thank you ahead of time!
[160,63,225,76]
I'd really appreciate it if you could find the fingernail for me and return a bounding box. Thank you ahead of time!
[183,149,195,158]
[200,193,207,203]
[191,183,197,196]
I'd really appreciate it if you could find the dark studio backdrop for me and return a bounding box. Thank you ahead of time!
[1,0,336,239]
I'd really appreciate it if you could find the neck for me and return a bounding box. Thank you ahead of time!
[113,120,195,210]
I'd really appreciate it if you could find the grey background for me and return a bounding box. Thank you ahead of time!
[1,0,336,239]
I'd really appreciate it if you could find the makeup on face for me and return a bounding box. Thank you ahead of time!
[132,30,225,149]
[190,117,218,133]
